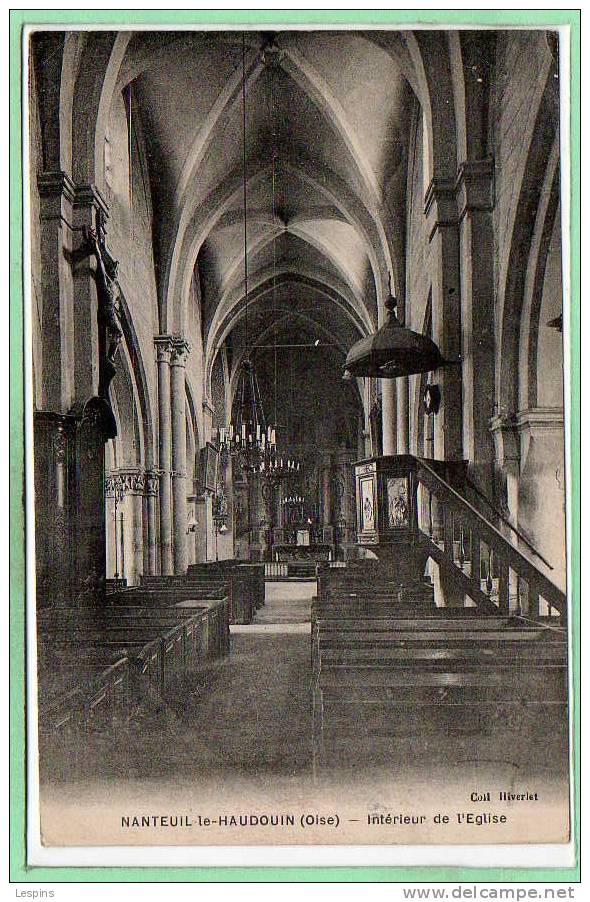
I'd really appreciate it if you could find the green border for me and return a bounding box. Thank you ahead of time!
[10,7,581,884]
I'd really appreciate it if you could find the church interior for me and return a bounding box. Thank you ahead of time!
[28,28,570,844]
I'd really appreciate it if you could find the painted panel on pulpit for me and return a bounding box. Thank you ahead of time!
[386,476,409,528]
[359,477,375,531]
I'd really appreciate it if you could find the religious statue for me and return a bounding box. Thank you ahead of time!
[87,226,123,399]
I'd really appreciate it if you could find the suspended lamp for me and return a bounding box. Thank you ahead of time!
[215,37,299,479]
[343,294,448,380]
[217,360,274,473]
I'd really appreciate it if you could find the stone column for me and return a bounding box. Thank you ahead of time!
[105,490,117,578]
[37,172,76,411]
[456,160,495,494]
[490,414,521,533]
[425,179,463,461]
[126,472,145,586]
[170,338,190,574]
[144,469,159,575]
[71,185,109,406]
[396,377,409,454]
[381,381,397,456]
[105,474,120,579]
[321,456,332,525]
[155,336,173,575]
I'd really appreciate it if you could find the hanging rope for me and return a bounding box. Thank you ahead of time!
[241,34,249,358]
[270,56,278,431]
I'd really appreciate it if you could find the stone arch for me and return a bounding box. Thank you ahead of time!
[204,270,371,394]
[109,340,144,468]
[408,31,458,180]
[496,63,559,415]
[70,32,119,187]
[117,294,156,469]
[163,153,392,338]
[518,136,561,410]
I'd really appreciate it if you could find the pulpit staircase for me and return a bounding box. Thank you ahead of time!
[311,459,568,774]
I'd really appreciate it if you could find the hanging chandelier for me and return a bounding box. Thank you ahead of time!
[283,493,305,506]
[217,360,276,473]
[214,37,300,480]
[261,452,301,481]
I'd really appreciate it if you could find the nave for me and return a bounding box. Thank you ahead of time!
[29,27,570,846]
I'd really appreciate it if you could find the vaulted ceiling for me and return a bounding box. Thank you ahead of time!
[115,30,418,385]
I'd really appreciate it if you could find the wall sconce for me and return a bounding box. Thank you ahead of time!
[187,514,198,534]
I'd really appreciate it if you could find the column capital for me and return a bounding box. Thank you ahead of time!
[515,406,564,472]
[489,413,520,464]
[170,336,191,366]
[154,334,175,363]
[455,158,494,219]
[202,396,215,416]
[38,170,76,226]
[144,468,161,496]
[38,169,77,203]
[424,176,458,239]
[106,468,148,497]
[74,183,110,219]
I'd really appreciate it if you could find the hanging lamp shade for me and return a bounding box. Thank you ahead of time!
[344,296,447,379]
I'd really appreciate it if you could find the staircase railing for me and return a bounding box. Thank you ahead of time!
[415,459,566,622]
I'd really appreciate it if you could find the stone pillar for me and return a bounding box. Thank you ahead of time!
[105,470,146,586]
[105,490,117,579]
[34,413,74,606]
[516,407,566,590]
[490,414,521,532]
[425,179,463,461]
[456,160,495,494]
[155,336,173,575]
[396,377,409,454]
[127,478,145,587]
[192,494,207,562]
[381,381,397,456]
[321,456,332,525]
[71,185,109,406]
[144,469,159,575]
[170,338,190,574]
[37,172,76,411]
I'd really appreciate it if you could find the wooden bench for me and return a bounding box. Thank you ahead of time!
[138,564,264,624]
[36,598,231,777]
[311,566,568,771]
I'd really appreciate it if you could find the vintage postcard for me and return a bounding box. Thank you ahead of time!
[14,10,578,875]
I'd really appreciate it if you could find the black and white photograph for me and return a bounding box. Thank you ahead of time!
[25,24,571,854]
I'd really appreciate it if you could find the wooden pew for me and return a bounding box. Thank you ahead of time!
[36,598,231,777]
[137,563,264,624]
[311,563,567,772]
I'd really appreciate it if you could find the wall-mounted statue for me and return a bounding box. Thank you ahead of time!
[87,226,123,403]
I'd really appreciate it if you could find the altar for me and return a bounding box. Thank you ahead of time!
[273,543,333,563]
